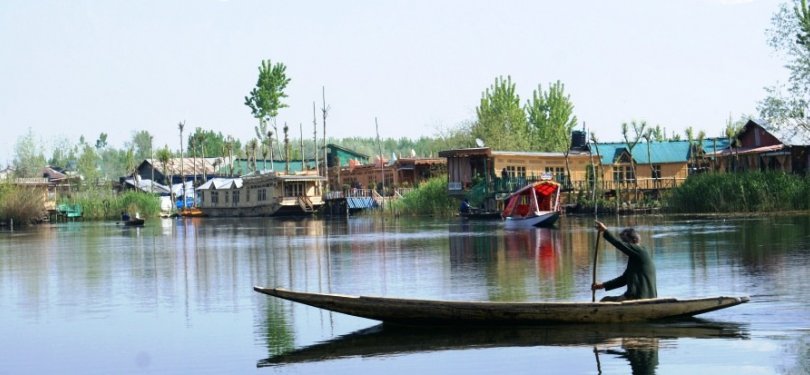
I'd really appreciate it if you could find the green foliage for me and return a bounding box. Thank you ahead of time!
[13,128,47,178]
[525,80,578,152]
[48,135,78,170]
[76,143,100,187]
[0,183,45,226]
[473,76,530,151]
[61,189,160,220]
[666,172,810,213]
[759,1,810,135]
[128,130,154,161]
[390,176,457,216]
[245,60,290,121]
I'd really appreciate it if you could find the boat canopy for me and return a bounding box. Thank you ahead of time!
[502,181,560,217]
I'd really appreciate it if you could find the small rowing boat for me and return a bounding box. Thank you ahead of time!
[253,287,748,325]
[502,179,562,228]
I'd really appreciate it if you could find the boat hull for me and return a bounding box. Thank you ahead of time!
[503,211,560,229]
[253,287,749,325]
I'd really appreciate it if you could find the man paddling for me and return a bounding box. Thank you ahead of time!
[591,221,657,302]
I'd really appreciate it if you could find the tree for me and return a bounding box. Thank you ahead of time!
[128,130,153,161]
[621,120,647,198]
[759,0,810,141]
[95,133,108,150]
[48,135,76,170]
[525,80,578,152]
[245,59,291,167]
[77,143,100,187]
[473,76,530,151]
[13,128,47,178]
[156,145,172,190]
[247,139,259,173]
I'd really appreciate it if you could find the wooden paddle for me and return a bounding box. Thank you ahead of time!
[591,229,601,302]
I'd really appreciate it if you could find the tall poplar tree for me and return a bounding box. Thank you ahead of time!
[473,76,529,151]
[245,59,291,166]
[525,80,578,152]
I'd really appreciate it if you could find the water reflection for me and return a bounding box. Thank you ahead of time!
[258,319,748,373]
[448,224,578,301]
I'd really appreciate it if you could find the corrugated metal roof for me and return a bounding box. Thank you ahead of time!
[593,138,730,165]
[747,119,810,146]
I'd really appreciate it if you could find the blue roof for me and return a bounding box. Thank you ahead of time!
[592,138,728,164]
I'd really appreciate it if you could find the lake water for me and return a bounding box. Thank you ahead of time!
[1,214,809,374]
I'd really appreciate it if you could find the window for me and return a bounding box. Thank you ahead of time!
[613,165,635,182]
[232,190,240,206]
[651,165,662,179]
[224,191,229,203]
[211,191,219,205]
[545,167,566,184]
[258,188,267,201]
[285,183,304,197]
[246,189,250,202]
[506,166,526,179]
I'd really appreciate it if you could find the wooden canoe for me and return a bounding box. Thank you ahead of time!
[253,287,749,324]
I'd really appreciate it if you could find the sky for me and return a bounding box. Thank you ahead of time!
[0,0,789,165]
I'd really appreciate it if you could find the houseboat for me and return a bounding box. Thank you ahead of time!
[195,171,326,217]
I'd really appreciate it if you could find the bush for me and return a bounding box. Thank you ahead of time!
[389,176,458,216]
[0,183,46,227]
[665,172,810,213]
[61,188,161,220]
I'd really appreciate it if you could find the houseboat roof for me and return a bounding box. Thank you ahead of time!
[196,178,243,190]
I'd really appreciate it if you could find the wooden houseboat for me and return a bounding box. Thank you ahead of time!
[195,171,326,217]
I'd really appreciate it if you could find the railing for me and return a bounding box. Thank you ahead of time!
[395,188,414,197]
[454,176,688,200]
[325,189,375,200]
[298,195,314,212]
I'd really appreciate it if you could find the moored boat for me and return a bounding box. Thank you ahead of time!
[196,171,326,217]
[123,218,145,226]
[502,179,562,228]
[253,287,749,325]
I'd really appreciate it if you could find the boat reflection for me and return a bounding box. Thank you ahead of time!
[257,319,748,371]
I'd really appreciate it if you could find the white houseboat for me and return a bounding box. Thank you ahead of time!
[196,171,326,217]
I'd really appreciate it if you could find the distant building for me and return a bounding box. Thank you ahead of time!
[714,119,810,174]
[135,157,225,186]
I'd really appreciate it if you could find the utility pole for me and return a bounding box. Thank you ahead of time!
[375,117,384,211]
[300,123,304,173]
[149,135,154,194]
[313,101,318,174]
[321,87,330,191]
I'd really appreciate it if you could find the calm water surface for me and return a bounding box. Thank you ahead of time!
[1,214,809,374]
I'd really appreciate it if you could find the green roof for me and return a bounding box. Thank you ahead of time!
[593,138,729,165]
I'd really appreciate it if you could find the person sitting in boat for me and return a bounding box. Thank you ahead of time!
[121,211,130,222]
[591,220,657,302]
[459,199,471,214]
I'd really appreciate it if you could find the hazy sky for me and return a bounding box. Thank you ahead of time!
[0,0,788,164]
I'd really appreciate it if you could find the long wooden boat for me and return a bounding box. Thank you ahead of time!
[502,179,562,229]
[258,320,748,367]
[123,218,145,227]
[253,287,749,324]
